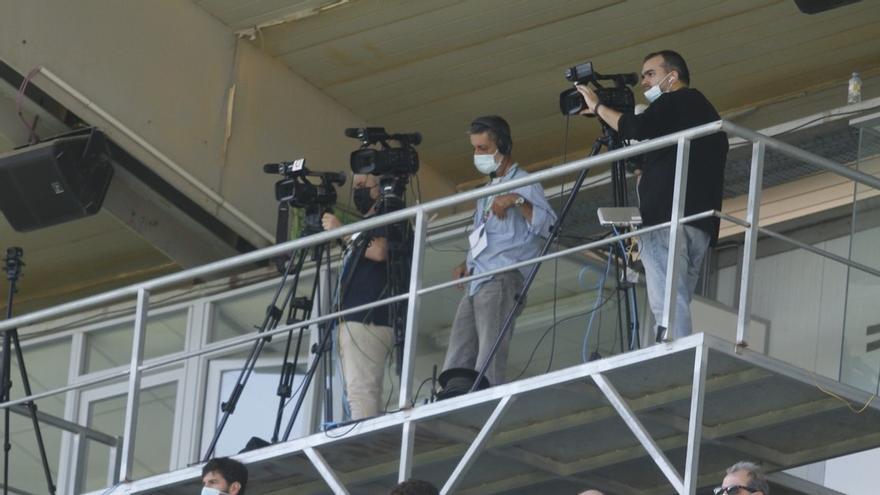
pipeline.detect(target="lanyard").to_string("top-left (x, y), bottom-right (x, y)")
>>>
top-left (480, 165), bottom-right (519, 224)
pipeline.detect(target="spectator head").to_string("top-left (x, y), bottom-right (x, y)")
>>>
top-left (716, 461), bottom-right (769, 495)
top-left (201, 457), bottom-right (248, 495)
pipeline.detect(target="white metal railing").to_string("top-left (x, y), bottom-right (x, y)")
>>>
top-left (2, 119), bottom-right (880, 491)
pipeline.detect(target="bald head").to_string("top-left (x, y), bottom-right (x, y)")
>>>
top-left (579, 491), bottom-right (605, 495)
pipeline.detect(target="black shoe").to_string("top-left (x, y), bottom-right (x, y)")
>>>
top-left (436, 368), bottom-right (491, 400)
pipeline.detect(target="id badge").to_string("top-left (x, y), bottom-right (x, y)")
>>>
top-left (468, 224), bottom-right (488, 258)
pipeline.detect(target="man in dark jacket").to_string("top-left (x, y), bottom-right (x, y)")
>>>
top-left (577, 50), bottom-right (728, 340)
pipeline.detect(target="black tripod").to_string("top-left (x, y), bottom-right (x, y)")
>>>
top-left (373, 175), bottom-right (412, 377)
top-left (202, 206), bottom-right (334, 460)
top-left (1, 248), bottom-right (56, 494)
top-left (469, 121), bottom-right (640, 393)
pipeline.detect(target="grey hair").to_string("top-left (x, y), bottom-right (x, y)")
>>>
top-left (727, 461), bottom-right (770, 494)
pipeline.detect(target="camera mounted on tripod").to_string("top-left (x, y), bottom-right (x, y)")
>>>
top-left (264, 158), bottom-right (346, 209)
top-left (346, 127), bottom-right (421, 176)
top-left (559, 61), bottom-right (638, 116)
top-left (264, 158), bottom-right (346, 242)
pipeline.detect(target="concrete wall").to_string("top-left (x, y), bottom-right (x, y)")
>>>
top-left (0, 0), bottom-right (456, 247)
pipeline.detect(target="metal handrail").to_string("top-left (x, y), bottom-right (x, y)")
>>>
top-left (2, 118), bottom-right (880, 487)
top-left (0, 211), bottom-right (714, 411)
top-left (0, 120), bottom-right (729, 333)
top-left (2, 120), bottom-right (878, 335)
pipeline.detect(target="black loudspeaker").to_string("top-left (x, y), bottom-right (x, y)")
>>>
top-left (793, 0), bottom-right (860, 14)
top-left (0, 130), bottom-right (114, 232)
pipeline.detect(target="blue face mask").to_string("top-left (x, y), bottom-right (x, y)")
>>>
top-left (473, 150), bottom-right (500, 175)
top-left (644, 72), bottom-right (674, 103)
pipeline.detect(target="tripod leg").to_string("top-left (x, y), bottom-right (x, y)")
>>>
top-left (202, 246), bottom-right (306, 461)
top-left (2, 400), bottom-right (8, 495)
top-left (282, 322), bottom-right (334, 441)
top-left (315, 243), bottom-right (335, 426)
top-left (282, 242), bottom-right (338, 440)
top-left (9, 330), bottom-right (56, 494)
top-left (271, 248), bottom-right (320, 443)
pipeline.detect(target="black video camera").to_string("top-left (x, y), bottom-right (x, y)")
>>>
top-left (346, 127), bottom-right (421, 176)
top-left (264, 158), bottom-right (346, 209)
top-left (559, 62), bottom-right (638, 116)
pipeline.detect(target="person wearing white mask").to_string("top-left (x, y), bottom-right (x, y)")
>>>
top-left (576, 50), bottom-right (728, 341)
top-left (201, 457), bottom-right (247, 495)
top-left (439, 115), bottom-right (556, 396)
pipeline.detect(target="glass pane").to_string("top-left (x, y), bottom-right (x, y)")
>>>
top-left (840, 125), bottom-right (880, 394)
top-left (206, 364), bottom-right (310, 457)
top-left (80, 381), bottom-right (177, 492)
top-left (408, 212), bottom-right (627, 408)
top-left (83, 309), bottom-right (187, 374)
top-left (209, 277), bottom-right (314, 343)
top-left (0, 338), bottom-right (71, 494)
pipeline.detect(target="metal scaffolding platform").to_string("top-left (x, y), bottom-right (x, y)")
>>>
top-left (120, 334), bottom-right (880, 495)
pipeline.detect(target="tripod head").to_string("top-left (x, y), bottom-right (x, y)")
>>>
top-left (4, 247), bottom-right (23, 284)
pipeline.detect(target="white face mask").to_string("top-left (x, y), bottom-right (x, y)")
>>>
top-left (473, 150), bottom-right (501, 175)
top-left (202, 487), bottom-right (228, 495)
top-left (644, 72), bottom-right (674, 103)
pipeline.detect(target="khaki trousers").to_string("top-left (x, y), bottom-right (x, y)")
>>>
top-left (338, 320), bottom-right (394, 419)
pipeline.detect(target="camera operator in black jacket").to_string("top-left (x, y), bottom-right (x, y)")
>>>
top-left (577, 49), bottom-right (728, 341)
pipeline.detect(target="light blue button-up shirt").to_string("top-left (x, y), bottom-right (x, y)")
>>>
top-left (466, 164), bottom-right (557, 296)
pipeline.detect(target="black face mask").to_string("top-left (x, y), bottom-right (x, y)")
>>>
top-left (353, 187), bottom-right (374, 215)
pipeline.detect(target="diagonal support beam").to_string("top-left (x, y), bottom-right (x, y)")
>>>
top-left (441, 396), bottom-right (514, 495)
top-left (295, 367), bottom-right (771, 494)
top-left (593, 373), bottom-right (684, 493)
top-left (683, 344), bottom-right (708, 495)
top-left (304, 447), bottom-right (349, 495)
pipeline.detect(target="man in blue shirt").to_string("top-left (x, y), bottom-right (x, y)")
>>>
top-left (441, 116), bottom-right (557, 392)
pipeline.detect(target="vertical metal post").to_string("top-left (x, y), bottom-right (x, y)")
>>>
top-left (661, 137), bottom-right (691, 340)
top-left (397, 210), bottom-right (427, 481)
top-left (736, 142), bottom-right (765, 348)
top-left (399, 421), bottom-right (416, 483)
top-left (683, 344), bottom-right (708, 495)
top-left (119, 288), bottom-right (149, 482)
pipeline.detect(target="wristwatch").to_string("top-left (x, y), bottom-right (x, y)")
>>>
top-left (514, 196), bottom-right (526, 207)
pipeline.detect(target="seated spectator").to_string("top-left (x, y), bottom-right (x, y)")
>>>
top-left (715, 461), bottom-right (770, 495)
top-left (201, 457), bottom-right (248, 495)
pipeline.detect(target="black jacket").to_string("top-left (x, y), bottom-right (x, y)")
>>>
top-left (618, 88), bottom-right (728, 243)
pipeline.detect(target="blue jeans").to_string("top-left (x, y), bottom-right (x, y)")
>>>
top-left (639, 225), bottom-right (710, 340)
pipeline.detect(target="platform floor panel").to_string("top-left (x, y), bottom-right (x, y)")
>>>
top-left (122, 334), bottom-right (880, 495)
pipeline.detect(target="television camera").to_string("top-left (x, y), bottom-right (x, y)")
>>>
top-left (559, 61), bottom-right (638, 116)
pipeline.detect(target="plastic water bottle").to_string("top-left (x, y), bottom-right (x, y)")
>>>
top-left (848, 72), bottom-right (862, 104)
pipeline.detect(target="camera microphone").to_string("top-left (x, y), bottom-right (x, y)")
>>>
top-left (264, 158), bottom-right (306, 175)
top-left (262, 162), bottom-right (286, 174)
